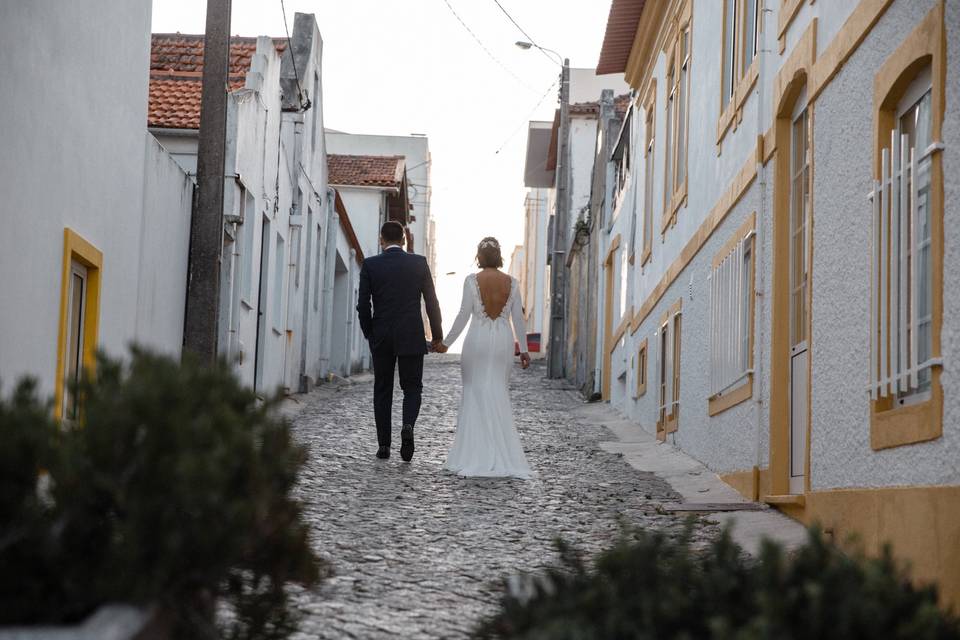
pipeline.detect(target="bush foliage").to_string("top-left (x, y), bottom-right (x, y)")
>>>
top-left (0, 348), bottom-right (326, 638)
top-left (476, 526), bottom-right (960, 640)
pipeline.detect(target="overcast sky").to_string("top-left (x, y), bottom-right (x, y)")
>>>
top-left (151, 0), bottom-right (611, 342)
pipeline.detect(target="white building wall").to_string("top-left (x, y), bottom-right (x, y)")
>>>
top-left (567, 117), bottom-right (600, 241)
top-left (136, 136), bottom-right (194, 355)
top-left (325, 132), bottom-right (434, 268)
top-left (605, 0), bottom-right (959, 489)
top-left (808, 0), bottom-right (960, 489)
top-left (336, 188), bottom-right (386, 259)
top-left (0, 0), bottom-right (193, 396)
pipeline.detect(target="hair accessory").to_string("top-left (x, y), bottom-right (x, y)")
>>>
top-left (479, 238), bottom-right (500, 249)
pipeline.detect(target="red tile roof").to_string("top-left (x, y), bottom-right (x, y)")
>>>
top-left (151, 33), bottom-right (286, 76)
top-left (568, 93), bottom-right (632, 118)
top-left (148, 34), bottom-right (286, 130)
top-left (327, 154), bottom-right (406, 189)
top-left (596, 0), bottom-right (646, 75)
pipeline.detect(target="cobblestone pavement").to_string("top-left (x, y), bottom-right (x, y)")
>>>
top-left (288, 358), bottom-right (715, 639)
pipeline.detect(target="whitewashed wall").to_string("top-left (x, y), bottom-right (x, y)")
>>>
top-left (0, 0), bottom-right (193, 396)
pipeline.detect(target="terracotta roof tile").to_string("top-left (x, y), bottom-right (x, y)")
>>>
top-left (150, 33), bottom-right (286, 75)
top-left (147, 33), bottom-right (285, 130)
top-left (327, 154), bottom-right (406, 189)
top-left (568, 93), bottom-right (632, 118)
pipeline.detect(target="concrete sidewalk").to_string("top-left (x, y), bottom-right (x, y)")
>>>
top-left (568, 398), bottom-right (809, 555)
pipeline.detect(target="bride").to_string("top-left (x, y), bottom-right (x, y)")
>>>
top-left (437, 237), bottom-right (533, 479)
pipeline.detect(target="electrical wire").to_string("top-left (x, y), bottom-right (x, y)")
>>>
top-left (440, 0), bottom-right (538, 94)
top-left (494, 78), bottom-right (558, 154)
top-left (490, 0), bottom-right (556, 65)
top-left (280, 0), bottom-right (310, 110)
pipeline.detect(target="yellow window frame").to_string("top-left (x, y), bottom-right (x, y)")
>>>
top-left (55, 228), bottom-right (102, 420)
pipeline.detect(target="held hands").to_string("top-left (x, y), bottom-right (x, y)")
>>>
top-left (429, 339), bottom-right (448, 354)
top-left (519, 352), bottom-right (530, 369)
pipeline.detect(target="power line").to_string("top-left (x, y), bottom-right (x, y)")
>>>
top-left (494, 77), bottom-right (558, 155)
top-left (490, 0), bottom-right (555, 65)
top-left (280, 0), bottom-right (310, 110)
top-left (440, 0), bottom-right (538, 94)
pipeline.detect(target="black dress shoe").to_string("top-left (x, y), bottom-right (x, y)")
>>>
top-left (376, 446), bottom-right (390, 459)
top-left (400, 425), bottom-right (414, 462)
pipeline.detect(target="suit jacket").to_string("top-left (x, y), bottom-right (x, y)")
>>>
top-left (357, 247), bottom-right (442, 355)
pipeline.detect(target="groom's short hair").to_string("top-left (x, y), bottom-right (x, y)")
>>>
top-left (380, 221), bottom-right (405, 244)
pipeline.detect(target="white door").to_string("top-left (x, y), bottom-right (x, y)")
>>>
top-left (788, 105), bottom-right (810, 495)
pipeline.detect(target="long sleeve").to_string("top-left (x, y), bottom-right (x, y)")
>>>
top-left (421, 259), bottom-right (443, 342)
top-left (356, 260), bottom-right (372, 339)
top-left (442, 277), bottom-right (473, 348)
top-left (510, 279), bottom-right (529, 353)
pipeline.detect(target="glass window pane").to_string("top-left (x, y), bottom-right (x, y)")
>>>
top-left (723, 0), bottom-right (737, 106)
top-left (677, 56), bottom-right (688, 189)
top-left (744, 0), bottom-right (757, 69)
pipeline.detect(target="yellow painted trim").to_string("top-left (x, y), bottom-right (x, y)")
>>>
top-left (610, 309), bottom-right (633, 352)
top-left (721, 467), bottom-right (769, 502)
top-left (773, 19), bottom-right (817, 119)
top-left (54, 228), bottom-right (103, 420)
top-left (723, 475), bottom-right (960, 610)
top-left (808, 0), bottom-right (897, 103)
top-left (708, 210), bottom-right (757, 418)
top-left (604, 233), bottom-right (622, 265)
top-left (768, 20), bottom-right (816, 498)
top-left (800, 484), bottom-right (960, 611)
top-left (641, 79), bottom-right (657, 267)
top-left (635, 338), bottom-right (649, 397)
top-left (717, 54), bottom-right (759, 147)
top-left (602, 247), bottom-right (616, 402)
top-left (709, 376), bottom-right (753, 416)
top-left (764, 493), bottom-right (806, 506)
top-left (869, 1), bottom-right (946, 450)
top-left (660, 0), bottom-right (692, 236)
top-left (778, 0), bottom-right (805, 41)
top-left (631, 144), bottom-right (758, 335)
top-left (712, 210), bottom-right (757, 270)
top-left (656, 297), bottom-right (683, 438)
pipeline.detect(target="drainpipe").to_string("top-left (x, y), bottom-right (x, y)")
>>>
top-left (752, 4), bottom-right (772, 503)
top-left (318, 188), bottom-right (338, 378)
top-left (346, 248), bottom-right (357, 375)
top-left (225, 222), bottom-right (240, 361)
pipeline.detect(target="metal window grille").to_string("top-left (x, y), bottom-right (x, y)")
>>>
top-left (869, 131), bottom-right (942, 399)
top-left (709, 231), bottom-right (754, 396)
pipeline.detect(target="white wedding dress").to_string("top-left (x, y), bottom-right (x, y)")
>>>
top-left (441, 273), bottom-right (533, 479)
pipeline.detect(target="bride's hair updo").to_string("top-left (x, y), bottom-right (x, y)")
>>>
top-left (476, 237), bottom-right (503, 269)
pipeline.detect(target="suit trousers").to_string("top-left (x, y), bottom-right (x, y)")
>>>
top-left (371, 348), bottom-right (424, 447)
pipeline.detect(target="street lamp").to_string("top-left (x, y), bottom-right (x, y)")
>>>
top-left (515, 39), bottom-right (569, 379)
top-left (514, 40), bottom-right (564, 67)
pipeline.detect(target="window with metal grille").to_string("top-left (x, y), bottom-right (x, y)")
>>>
top-left (709, 230), bottom-right (755, 397)
top-left (869, 71), bottom-right (940, 403)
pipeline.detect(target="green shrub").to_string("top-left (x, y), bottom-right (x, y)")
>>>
top-left (0, 348), bottom-right (327, 638)
top-left (476, 526), bottom-right (960, 640)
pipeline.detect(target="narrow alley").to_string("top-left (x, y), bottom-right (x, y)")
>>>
top-left (287, 359), bottom-right (716, 638)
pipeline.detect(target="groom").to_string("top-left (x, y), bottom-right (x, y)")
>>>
top-left (357, 221), bottom-right (443, 462)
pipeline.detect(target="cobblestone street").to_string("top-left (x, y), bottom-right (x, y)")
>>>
top-left (289, 358), bottom-right (716, 639)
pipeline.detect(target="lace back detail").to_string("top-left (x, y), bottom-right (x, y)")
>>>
top-left (472, 274), bottom-right (515, 323)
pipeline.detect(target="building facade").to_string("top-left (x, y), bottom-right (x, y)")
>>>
top-left (149, 16), bottom-right (368, 390)
top-left (568, 0), bottom-right (959, 606)
top-left (0, 0), bottom-right (194, 419)
top-left (325, 132), bottom-right (436, 276)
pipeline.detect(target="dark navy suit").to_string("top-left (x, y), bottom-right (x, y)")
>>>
top-left (357, 246), bottom-right (442, 447)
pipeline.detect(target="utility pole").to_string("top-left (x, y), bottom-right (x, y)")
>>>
top-left (547, 59), bottom-right (570, 379)
top-left (183, 0), bottom-right (232, 363)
